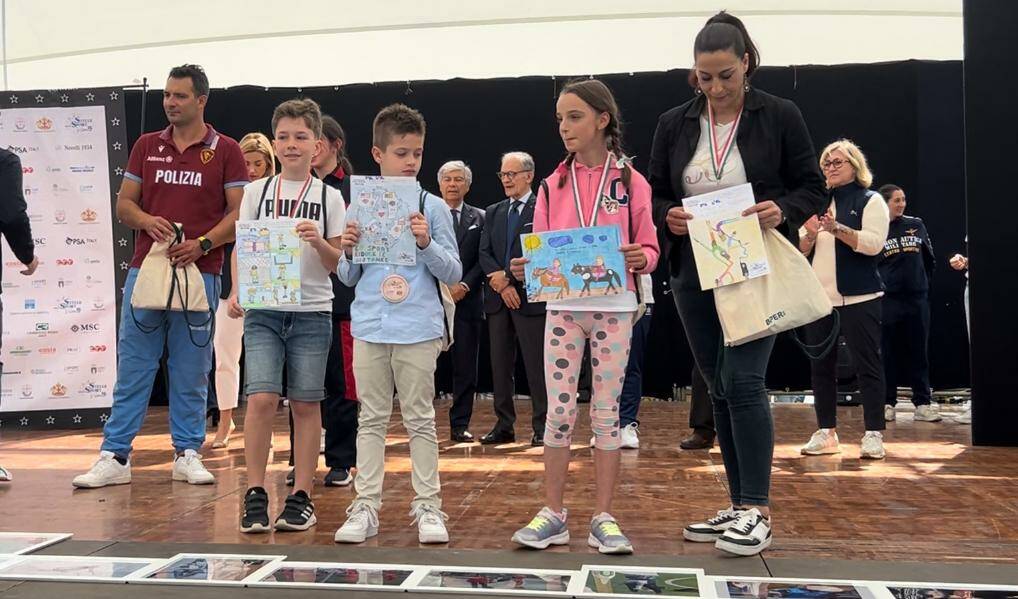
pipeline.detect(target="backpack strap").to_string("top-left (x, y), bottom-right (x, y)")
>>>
top-left (419, 189), bottom-right (452, 344)
top-left (320, 179), bottom-right (328, 238)
top-left (254, 176), bottom-right (274, 221)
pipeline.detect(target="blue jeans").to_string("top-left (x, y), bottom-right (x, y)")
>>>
top-left (243, 310), bottom-right (332, 401)
top-left (102, 268), bottom-right (219, 457)
top-left (620, 306), bottom-right (653, 427)
top-left (673, 284), bottom-right (775, 507)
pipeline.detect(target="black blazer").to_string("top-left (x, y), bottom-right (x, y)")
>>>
top-left (478, 192), bottom-right (545, 316)
top-left (453, 202), bottom-right (486, 320)
top-left (0, 149), bottom-right (35, 288)
top-left (649, 88), bottom-right (827, 290)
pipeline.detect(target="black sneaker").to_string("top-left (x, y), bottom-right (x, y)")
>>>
top-left (324, 467), bottom-right (353, 487)
top-left (274, 490), bottom-right (317, 531)
top-left (240, 487), bottom-right (270, 534)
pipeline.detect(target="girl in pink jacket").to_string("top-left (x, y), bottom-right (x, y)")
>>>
top-left (509, 79), bottom-right (659, 554)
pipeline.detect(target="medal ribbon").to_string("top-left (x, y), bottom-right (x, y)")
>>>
top-left (569, 153), bottom-right (613, 228)
top-left (707, 101), bottom-right (742, 181)
top-left (274, 174), bottom-right (313, 219)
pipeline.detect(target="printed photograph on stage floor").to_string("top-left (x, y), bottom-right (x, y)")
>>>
top-left (235, 218), bottom-right (303, 308)
top-left (132, 553), bottom-right (285, 586)
top-left (0, 555), bottom-right (157, 583)
top-left (683, 183), bottom-right (770, 290)
top-left (249, 561), bottom-right (424, 591)
top-left (348, 175), bottom-right (418, 266)
top-left (521, 225), bottom-right (626, 303)
top-left (879, 583), bottom-right (1018, 599)
top-left (409, 565), bottom-right (574, 597)
top-left (573, 566), bottom-right (709, 598)
top-left (0, 532), bottom-right (72, 555)
top-left (714, 576), bottom-right (878, 599)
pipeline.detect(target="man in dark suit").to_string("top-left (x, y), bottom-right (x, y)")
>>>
top-left (436, 161), bottom-right (486, 442)
top-left (477, 151), bottom-right (546, 446)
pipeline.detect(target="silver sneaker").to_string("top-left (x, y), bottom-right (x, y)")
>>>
top-left (512, 507), bottom-right (570, 549)
top-left (588, 513), bottom-right (633, 555)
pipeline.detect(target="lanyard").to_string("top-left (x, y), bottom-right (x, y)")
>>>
top-left (569, 153), bottom-right (612, 228)
top-left (274, 174), bottom-right (313, 219)
top-left (706, 101), bottom-right (742, 181)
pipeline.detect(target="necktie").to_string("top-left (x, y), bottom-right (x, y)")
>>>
top-left (505, 200), bottom-right (522, 264)
top-left (452, 208), bottom-right (461, 229)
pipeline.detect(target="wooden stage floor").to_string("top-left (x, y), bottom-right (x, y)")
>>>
top-left (1, 398), bottom-right (1016, 570)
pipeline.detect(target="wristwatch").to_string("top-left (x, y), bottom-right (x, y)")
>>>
top-left (197, 236), bottom-right (213, 255)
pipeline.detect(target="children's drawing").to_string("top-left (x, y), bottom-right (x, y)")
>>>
top-left (349, 175), bottom-right (418, 266)
top-left (236, 219), bottom-right (302, 309)
top-left (522, 225), bottom-right (626, 303)
top-left (683, 183), bottom-right (770, 290)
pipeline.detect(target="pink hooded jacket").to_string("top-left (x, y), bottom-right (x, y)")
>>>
top-left (533, 158), bottom-right (660, 294)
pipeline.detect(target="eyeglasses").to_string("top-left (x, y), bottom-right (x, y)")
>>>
top-left (821, 158), bottom-right (852, 171)
top-left (496, 169), bottom-right (533, 181)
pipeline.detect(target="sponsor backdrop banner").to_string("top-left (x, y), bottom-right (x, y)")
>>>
top-left (0, 88), bottom-right (131, 427)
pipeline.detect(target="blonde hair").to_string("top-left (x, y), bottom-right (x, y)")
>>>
top-left (820, 139), bottom-right (872, 188)
top-left (239, 132), bottom-right (276, 177)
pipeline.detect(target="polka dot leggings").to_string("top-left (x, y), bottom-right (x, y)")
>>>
top-left (544, 309), bottom-right (634, 450)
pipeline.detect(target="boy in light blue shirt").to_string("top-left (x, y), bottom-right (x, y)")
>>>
top-left (335, 104), bottom-right (461, 545)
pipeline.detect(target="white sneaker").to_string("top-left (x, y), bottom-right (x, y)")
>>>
top-left (860, 431), bottom-right (886, 459)
top-left (320, 430), bottom-right (326, 454)
top-left (334, 503), bottom-right (379, 543)
top-left (619, 423), bottom-right (640, 449)
top-left (72, 451), bottom-right (131, 488)
top-left (683, 506), bottom-right (744, 542)
top-left (955, 401), bottom-right (972, 424)
top-left (715, 508), bottom-right (772, 556)
top-left (914, 404), bottom-right (942, 422)
top-left (172, 449), bottom-right (214, 484)
top-left (411, 504), bottom-right (449, 544)
top-left (800, 429), bottom-right (840, 455)
top-left (0, 465), bottom-right (11, 482)
top-left (884, 405), bottom-right (897, 422)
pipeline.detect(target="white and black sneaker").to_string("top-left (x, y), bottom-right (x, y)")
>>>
top-left (275, 490), bottom-right (317, 531)
top-left (683, 506), bottom-right (744, 542)
top-left (715, 508), bottom-right (772, 556)
top-left (240, 487), bottom-right (270, 533)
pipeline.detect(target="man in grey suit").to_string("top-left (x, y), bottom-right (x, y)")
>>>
top-left (436, 161), bottom-right (486, 443)
top-left (477, 152), bottom-right (546, 447)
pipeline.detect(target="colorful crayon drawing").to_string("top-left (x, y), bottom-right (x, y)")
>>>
top-left (236, 218), bottom-right (302, 309)
top-left (521, 225), bottom-right (626, 303)
top-left (349, 175), bottom-right (418, 266)
top-left (683, 183), bottom-right (770, 290)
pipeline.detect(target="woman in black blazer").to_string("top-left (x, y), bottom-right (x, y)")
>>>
top-left (649, 11), bottom-right (826, 556)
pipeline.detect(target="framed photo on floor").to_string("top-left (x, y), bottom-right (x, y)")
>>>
top-left (129, 553), bottom-right (285, 586)
top-left (248, 561), bottom-right (427, 591)
top-left (873, 581), bottom-right (1018, 599)
top-left (0, 555), bottom-right (159, 583)
top-left (712, 576), bottom-right (879, 599)
top-left (572, 566), bottom-right (710, 599)
top-left (0, 532), bottom-right (72, 555)
top-left (408, 565), bottom-right (576, 597)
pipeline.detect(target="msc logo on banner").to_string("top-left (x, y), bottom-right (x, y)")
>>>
top-left (71, 323), bottom-right (101, 333)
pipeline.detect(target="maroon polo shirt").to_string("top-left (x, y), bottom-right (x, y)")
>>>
top-left (125, 124), bottom-right (248, 274)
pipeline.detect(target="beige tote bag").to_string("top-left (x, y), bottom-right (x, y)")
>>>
top-left (713, 228), bottom-right (832, 347)
top-left (130, 224), bottom-right (210, 313)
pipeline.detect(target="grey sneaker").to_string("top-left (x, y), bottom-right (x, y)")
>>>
top-left (588, 513), bottom-right (633, 554)
top-left (511, 507), bottom-right (570, 549)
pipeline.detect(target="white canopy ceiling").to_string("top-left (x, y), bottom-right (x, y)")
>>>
top-left (2, 0), bottom-right (962, 91)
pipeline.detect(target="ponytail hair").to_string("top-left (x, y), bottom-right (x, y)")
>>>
top-left (556, 78), bottom-right (632, 190)
top-left (688, 11), bottom-right (760, 88)
top-left (321, 114), bottom-right (355, 176)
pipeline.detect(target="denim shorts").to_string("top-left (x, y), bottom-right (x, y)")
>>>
top-left (243, 309), bottom-right (332, 401)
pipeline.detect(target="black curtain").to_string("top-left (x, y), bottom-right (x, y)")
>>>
top-left (126, 59), bottom-right (968, 399)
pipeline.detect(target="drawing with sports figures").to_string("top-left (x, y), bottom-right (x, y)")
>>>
top-left (235, 219), bottom-right (303, 308)
top-left (683, 182), bottom-right (770, 290)
top-left (348, 175), bottom-right (418, 266)
top-left (521, 225), bottom-right (627, 303)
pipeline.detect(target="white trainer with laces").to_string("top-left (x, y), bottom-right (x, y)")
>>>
top-left (715, 508), bottom-right (772, 556)
top-left (0, 465), bottom-right (11, 482)
top-left (335, 503), bottom-right (379, 543)
top-left (955, 401), bottom-right (972, 424)
top-left (800, 429), bottom-right (840, 455)
top-left (860, 431), bottom-right (886, 459)
top-left (411, 504), bottom-right (450, 544)
top-left (914, 404), bottom-right (942, 422)
top-left (884, 405), bottom-right (897, 422)
top-left (683, 506), bottom-right (744, 542)
top-left (619, 423), bottom-right (640, 449)
top-left (72, 451), bottom-right (131, 488)
top-left (172, 449), bottom-right (214, 484)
